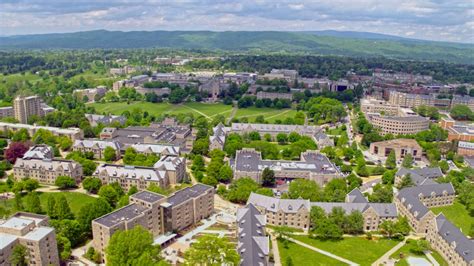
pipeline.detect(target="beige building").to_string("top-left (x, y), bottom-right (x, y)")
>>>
top-left (361, 98), bottom-right (400, 116)
top-left (0, 212), bottom-right (59, 266)
top-left (312, 189), bottom-right (398, 231)
top-left (427, 214), bottom-right (474, 266)
top-left (0, 122), bottom-right (83, 141)
top-left (367, 113), bottom-right (429, 135)
top-left (440, 118), bottom-right (474, 142)
top-left (13, 96), bottom-right (54, 123)
top-left (92, 184), bottom-right (214, 259)
top-left (256, 91), bottom-right (293, 101)
top-left (369, 139), bottom-right (422, 160)
top-left (233, 148), bottom-right (341, 186)
top-left (458, 141), bottom-right (474, 156)
top-left (247, 193), bottom-right (310, 230)
top-left (395, 183), bottom-right (455, 234)
top-left (74, 86), bottom-right (107, 102)
top-left (13, 157), bottom-right (83, 185)
top-left (73, 139), bottom-right (121, 160)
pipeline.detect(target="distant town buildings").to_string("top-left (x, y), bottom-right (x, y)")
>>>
top-left (0, 212), bottom-right (59, 266)
top-left (85, 114), bottom-right (126, 127)
top-left (256, 91), bottom-right (293, 101)
top-left (237, 203), bottom-right (270, 266)
top-left (369, 139), bottom-right (422, 161)
top-left (440, 117), bottom-right (474, 142)
top-left (261, 69), bottom-right (298, 82)
top-left (74, 86), bottom-right (107, 102)
top-left (389, 91), bottom-right (474, 111)
top-left (233, 148), bottom-right (341, 186)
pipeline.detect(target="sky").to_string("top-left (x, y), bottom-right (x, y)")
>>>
top-left (0, 0), bottom-right (473, 43)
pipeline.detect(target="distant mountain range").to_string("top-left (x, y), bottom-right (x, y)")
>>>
top-left (0, 30), bottom-right (472, 64)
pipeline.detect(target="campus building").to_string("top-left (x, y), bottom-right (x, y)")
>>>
top-left (366, 113), bottom-right (430, 135)
top-left (247, 193), bottom-right (310, 230)
top-left (85, 114), bottom-right (126, 127)
top-left (395, 183), bottom-right (455, 234)
top-left (311, 189), bottom-right (398, 231)
top-left (74, 86), bottom-right (107, 103)
top-left (457, 141), bottom-right (474, 156)
top-left (73, 139), bottom-right (122, 160)
top-left (22, 145), bottom-right (53, 160)
top-left (0, 212), bottom-right (59, 266)
top-left (361, 98), bottom-right (400, 116)
top-left (233, 148), bottom-right (341, 186)
top-left (427, 214), bottom-right (474, 266)
top-left (237, 203), bottom-right (270, 266)
top-left (369, 139), bottom-right (422, 161)
top-left (394, 167), bottom-right (443, 187)
top-left (13, 156), bottom-right (83, 185)
top-left (0, 122), bottom-right (83, 141)
top-left (92, 184), bottom-right (214, 259)
top-left (389, 91), bottom-right (474, 111)
top-left (12, 96), bottom-right (54, 123)
top-left (440, 118), bottom-right (474, 142)
top-left (256, 91), bottom-right (293, 101)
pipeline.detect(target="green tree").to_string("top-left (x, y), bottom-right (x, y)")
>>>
top-left (276, 133), bottom-right (288, 144)
top-left (402, 154), bottom-right (414, 168)
top-left (312, 219), bottom-right (343, 240)
top-left (398, 174), bottom-right (414, 189)
top-left (286, 179), bottom-right (322, 201)
top-left (286, 257), bottom-right (294, 266)
top-left (55, 176), bottom-right (76, 189)
top-left (77, 198), bottom-right (112, 234)
top-left (410, 240), bottom-right (430, 255)
top-left (310, 206), bottom-right (327, 229)
top-left (82, 177), bottom-right (102, 194)
top-left (385, 150), bottom-right (397, 169)
top-left (50, 219), bottom-right (83, 247)
top-left (47, 195), bottom-right (56, 218)
top-left (218, 165), bottom-right (233, 183)
top-left (56, 234), bottom-right (72, 261)
top-left (106, 226), bottom-right (164, 266)
top-left (255, 187), bottom-right (274, 197)
top-left (22, 178), bottom-right (39, 192)
top-left (345, 211), bottom-right (364, 234)
top-left (262, 167), bottom-right (275, 187)
top-left (184, 234), bottom-right (239, 266)
top-left (98, 185), bottom-right (119, 207)
top-left (227, 177), bottom-right (260, 203)
top-left (55, 195), bottom-right (74, 220)
top-left (24, 192), bottom-right (42, 214)
top-left (369, 184), bottom-right (393, 203)
top-left (103, 146), bottom-right (117, 162)
top-left (10, 244), bottom-right (28, 266)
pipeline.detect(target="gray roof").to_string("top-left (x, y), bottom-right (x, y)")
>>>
top-left (397, 183), bottom-right (455, 219)
top-left (101, 124), bottom-right (191, 147)
top-left (73, 139), bottom-right (121, 150)
top-left (311, 202), bottom-right (398, 218)
top-left (434, 214), bottom-right (474, 263)
top-left (94, 203), bottom-right (147, 227)
top-left (165, 184), bottom-right (213, 207)
top-left (130, 190), bottom-right (165, 203)
top-left (396, 167), bottom-right (443, 186)
top-left (85, 114), bottom-right (126, 125)
top-left (94, 164), bottom-right (167, 182)
top-left (247, 193), bottom-right (310, 213)
top-left (346, 188), bottom-right (368, 203)
top-left (23, 145), bottom-right (53, 160)
top-left (234, 149), bottom-right (339, 175)
top-left (237, 203), bottom-right (269, 266)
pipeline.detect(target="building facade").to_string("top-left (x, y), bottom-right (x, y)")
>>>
top-left (369, 139), bottom-right (422, 160)
top-left (237, 203), bottom-right (269, 266)
top-left (93, 164), bottom-right (169, 191)
top-left (13, 157), bottom-right (83, 185)
top-left (73, 139), bottom-right (121, 160)
top-left (440, 118), bottom-right (474, 142)
top-left (0, 122), bottom-right (83, 141)
top-left (0, 212), bottom-right (59, 266)
top-left (458, 141), bottom-right (474, 156)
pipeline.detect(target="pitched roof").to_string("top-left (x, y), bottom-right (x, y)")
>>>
top-left (237, 203), bottom-right (269, 266)
top-left (396, 167), bottom-right (443, 186)
top-left (345, 188), bottom-right (368, 203)
top-left (247, 193), bottom-right (310, 213)
top-left (434, 213), bottom-right (474, 263)
top-left (310, 202), bottom-right (397, 218)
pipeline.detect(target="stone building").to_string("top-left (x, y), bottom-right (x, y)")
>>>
top-left (93, 164), bottom-right (169, 191)
top-left (0, 212), bottom-right (59, 266)
top-left (13, 157), bottom-right (83, 185)
top-left (0, 122), bottom-right (83, 141)
top-left (237, 203), bottom-right (269, 266)
top-left (394, 167), bottom-right (443, 187)
top-left (233, 148), bottom-right (341, 186)
top-left (85, 114), bottom-right (126, 127)
top-left (73, 139), bottom-right (121, 160)
top-left (369, 139), bottom-right (422, 161)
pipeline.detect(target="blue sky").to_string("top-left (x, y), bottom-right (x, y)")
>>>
top-left (0, 0), bottom-right (473, 43)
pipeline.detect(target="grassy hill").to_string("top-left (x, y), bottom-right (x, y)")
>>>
top-left (0, 30), bottom-right (473, 64)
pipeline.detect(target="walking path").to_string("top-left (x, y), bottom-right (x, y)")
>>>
top-left (424, 251), bottom-right (440, 266)
top-left (226, 105), bottom-right (238, 124)
top-left (181, 104), bottom-right (211, 119)
top-left (371, 238), bottom-right (407, 266)
top-left (270, 234), bottom-right (282, 266)
top-left (287, 237), bottom-right (359, 266)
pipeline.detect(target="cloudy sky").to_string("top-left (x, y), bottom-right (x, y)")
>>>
top-left (1, 0), bottom-right (473, 43)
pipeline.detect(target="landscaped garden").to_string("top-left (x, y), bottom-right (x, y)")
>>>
top-left (291, 235), bottom-right (400, 265)
top-left (390, 239), bottom-right (448, 266)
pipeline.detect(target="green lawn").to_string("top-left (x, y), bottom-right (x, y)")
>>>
top-left (90, 101), bottom-right (233, 120)
top-left (431, 200), bottom-right (473, 237)
top-left (0, 191), bottom-right (97, 217)
top-left (390, 239), bottom-right (448, 266)
top-left (291, 235), bottom-right (400, 266)
top-left (234, 107), bottom-right (297, 123)
top-left (278, 239), bottom-right (347, 266)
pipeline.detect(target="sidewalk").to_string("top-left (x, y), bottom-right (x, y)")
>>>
top-left (371, 239), bottom-right (406, 266)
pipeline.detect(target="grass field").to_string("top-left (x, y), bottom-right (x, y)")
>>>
top-left (431, 200), bottom-right (473, 237)
top-left (0, 191), bottom-right (97, 217)
top-left (291, 235), bottom-right (400, 266)
top-left (278, 239), bottom-right (347, 266)
top-left (233, 107), bottom-right (297, 123)
top-left (390, 239), bottom-right (448, 266)
top-left (91, 101), bottom-right (233, 120)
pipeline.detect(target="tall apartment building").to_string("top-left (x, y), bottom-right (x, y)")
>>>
top-left (233, 148), bottom-right (341, 186)
top-left (13, 96), bottom-right (50, 123)
top-left (0, 212), bottom-right (59, 266)
top-left (237, 203), bottom-right (270, 266)
top-left (13, 157), bottom-right (83, 185)
top-left (361, 98), bottom-right (400, 116)
top-left (92, 184), bottom-right (214, 259)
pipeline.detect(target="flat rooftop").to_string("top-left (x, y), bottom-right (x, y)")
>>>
top-left (23, 227), bottom-right (54, 241)
top-left (0, 233), bottom-right (18, 249)
top-left (94, 203), bottom-right (147, 227)
top-left (131, 190), bottom-right (165, 203)
top-left (0, 217), bottom-right (33, 231)
top-left (166, 184), bottom-right (212, 207)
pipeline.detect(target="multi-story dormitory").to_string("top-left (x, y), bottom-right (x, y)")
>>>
top-left (247, 188), bottom-right (397, 231)
top-left (92, 184), bottom-right (214, 260)
top-left (394, 170), bottom-right (473, 265)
